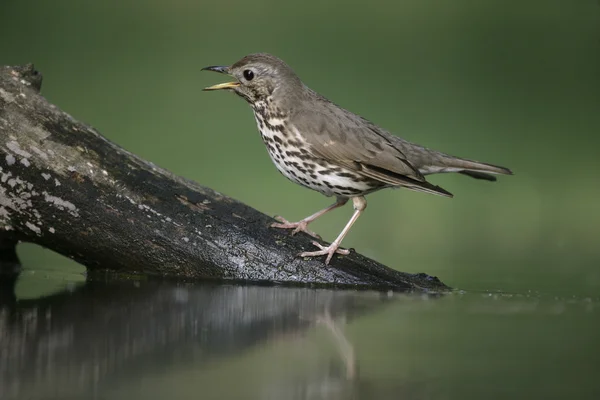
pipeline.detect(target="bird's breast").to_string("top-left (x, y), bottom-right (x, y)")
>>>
top-left (252, 110), bottom-right (385, 198)
top-left (253, 110), bottom-right (303, 182)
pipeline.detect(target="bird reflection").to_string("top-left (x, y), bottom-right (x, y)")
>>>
top-left (0, 279), bottom-right (392, 400)
top-left (263, 307), bottom-right (364, 400)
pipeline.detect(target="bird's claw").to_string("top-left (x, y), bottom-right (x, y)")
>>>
top-left (299, 241), bottom-right (350, 265)
top-left (271, 216), bottom-right (322, 239)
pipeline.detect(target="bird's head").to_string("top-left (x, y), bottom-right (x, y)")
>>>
top-left (202, 53), bottom-right (303, 105)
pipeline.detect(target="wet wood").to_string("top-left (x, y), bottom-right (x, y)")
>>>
top-left (0, 64), bottom-right (448, 290)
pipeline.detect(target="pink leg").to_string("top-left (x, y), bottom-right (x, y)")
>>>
top-left (271, 197), bottom-right (348, 239)
top-left (300, 196), bottom-right (366, 265)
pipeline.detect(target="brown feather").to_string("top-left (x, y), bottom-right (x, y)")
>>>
top-left (290, 107), bottom-right (455, 197)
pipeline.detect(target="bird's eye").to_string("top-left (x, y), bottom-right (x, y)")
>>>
top-left (243, 69), bottom-right (254, 81)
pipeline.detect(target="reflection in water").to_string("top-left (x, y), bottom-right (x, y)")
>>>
top-left (0, 279), bottom-right (404, 400)
top-left (262, 309), bottom-right (359, 400)
top-left (319, 309), bottom-right (357, 381)
top-left (2, 280), bottom-right (597, 399)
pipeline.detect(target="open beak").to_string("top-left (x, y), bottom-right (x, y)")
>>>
top-left (201, 65), bottom-right (240, 91)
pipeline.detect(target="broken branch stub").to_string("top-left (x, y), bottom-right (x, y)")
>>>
top-left (0, 64), bottom-right (448, 291)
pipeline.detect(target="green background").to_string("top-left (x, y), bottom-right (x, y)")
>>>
top-left (1, 0), bottom-right (599, 296)
top-left (2, 0), bottom-right (599, 297)
top-left (1, 1), bottom-right (600, 399)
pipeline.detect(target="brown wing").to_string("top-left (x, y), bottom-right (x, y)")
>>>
top-left (290, 106), bottom-right (453, 198)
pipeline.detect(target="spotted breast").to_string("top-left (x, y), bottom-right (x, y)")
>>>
top-left (252, 101), bottom-right (386, 198)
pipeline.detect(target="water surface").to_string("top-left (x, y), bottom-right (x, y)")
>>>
top-left (2, 276), bottom-right (598, 400)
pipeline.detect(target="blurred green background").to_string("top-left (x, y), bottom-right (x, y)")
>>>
top-left (1, 0), bottom-right (599, 297)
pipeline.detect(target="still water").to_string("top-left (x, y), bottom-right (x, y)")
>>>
top-left (1, 275), bottom-right (598, 400)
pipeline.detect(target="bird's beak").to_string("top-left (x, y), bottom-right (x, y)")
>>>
top-left (201, 65), bottom-right (240, 91)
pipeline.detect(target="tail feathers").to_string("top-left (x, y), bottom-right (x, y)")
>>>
top-left (420, 155), bottom-right (513, 180)
top-left (459, 170), bottom-right (498, 181)
top-left (450, 158), bottom-right (513, 176)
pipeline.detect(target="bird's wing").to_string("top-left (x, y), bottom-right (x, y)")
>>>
top-left (291, 106), bottom-right (453, 198)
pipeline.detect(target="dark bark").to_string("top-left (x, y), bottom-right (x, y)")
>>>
top-left (0, 64), bottom-right (448, 290)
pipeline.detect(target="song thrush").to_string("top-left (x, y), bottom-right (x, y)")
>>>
top-left (202, 53), bottom-right (512, 265)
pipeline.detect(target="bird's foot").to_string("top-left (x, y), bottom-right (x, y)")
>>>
top-left (271, 216), bottom-right (322, 239)
top-left (299, 241), bottom-right (350, 265)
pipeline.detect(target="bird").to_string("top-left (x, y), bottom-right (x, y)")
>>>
top-left (202, 53), bottom-right (512, 265)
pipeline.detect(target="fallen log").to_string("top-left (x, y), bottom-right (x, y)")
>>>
top-left (0, 64), bottom-right (447, 290)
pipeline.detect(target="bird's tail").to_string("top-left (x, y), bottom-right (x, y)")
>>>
top-left (420, 152), bottom-right (513, 182)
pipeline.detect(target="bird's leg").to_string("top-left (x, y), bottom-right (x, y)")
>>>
top-left (300, 196), bottom-right (366, 265)
top-left (271, 197), bottom-right (348, 239)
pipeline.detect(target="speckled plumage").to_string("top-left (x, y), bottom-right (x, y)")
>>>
top-left (252, 99), bottom-right (385, 198)
top-left (202, 53), bottom-right (512, 264)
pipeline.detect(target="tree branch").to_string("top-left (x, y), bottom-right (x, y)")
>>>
top-left (0, 65), bottom-right (447, 290)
